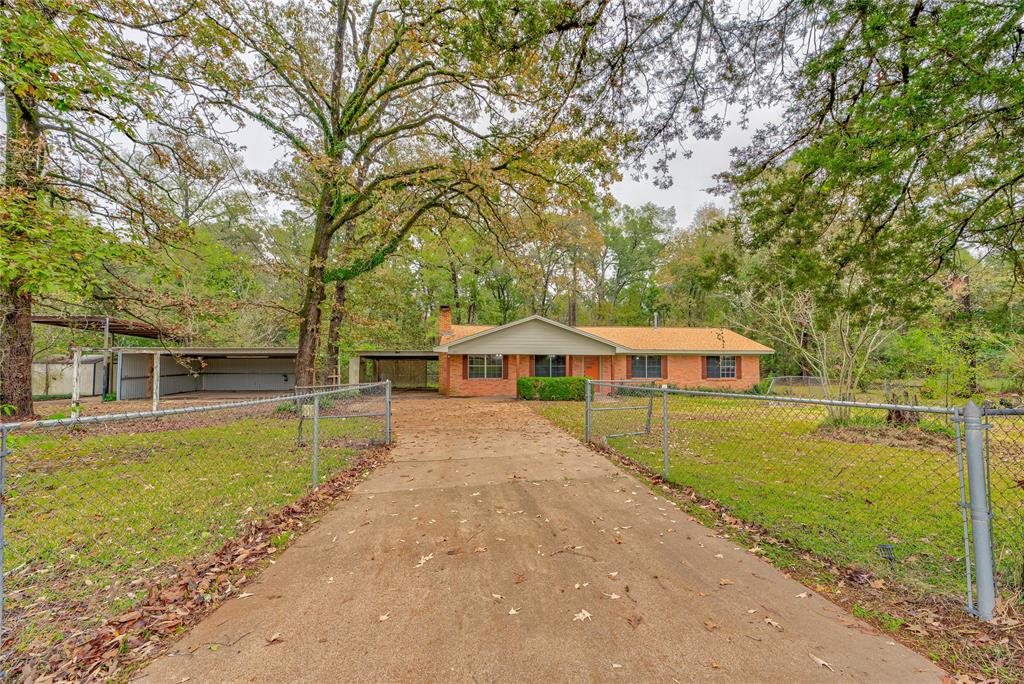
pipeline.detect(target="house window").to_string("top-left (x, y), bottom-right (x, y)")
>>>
top-left (630, 355), bottom-right (663, 379)
top-left (467, 354), bottom-right (503, 379)
top-left (706, 355), bottom-right (736, 379)
top-left (533, 355), bottom-right (566, 377)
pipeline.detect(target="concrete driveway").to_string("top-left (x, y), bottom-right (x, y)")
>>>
top-left (139, 398), bottom-right (944, 683)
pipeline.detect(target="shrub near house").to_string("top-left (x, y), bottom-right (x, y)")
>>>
top-left (517, 376), bottom-right (586, 400)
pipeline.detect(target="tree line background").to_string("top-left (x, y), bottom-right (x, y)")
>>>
top-left (4, 0), bottom-right (1023, 415)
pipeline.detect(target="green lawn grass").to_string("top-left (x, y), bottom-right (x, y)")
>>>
top-left (4, 414), bottom-right (382, 655)
top-left (533, 397), bottom-right (1024, 598)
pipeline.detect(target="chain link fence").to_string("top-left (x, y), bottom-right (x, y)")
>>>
top-left (0, 381), bottom-right (390, 669)
top-left (584, 381), bottom-right (1013, 620)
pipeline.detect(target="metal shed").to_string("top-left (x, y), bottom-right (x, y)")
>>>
top-left (113, 347), bottom-right (298, 403)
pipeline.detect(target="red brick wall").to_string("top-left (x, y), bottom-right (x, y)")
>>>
top-left (439, 353), bottom-right (762, 397)
top-left (442, 354), bottom-right (529, 397)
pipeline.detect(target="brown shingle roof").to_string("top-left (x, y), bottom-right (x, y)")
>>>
top-left (442, 321), bottom-right (772, 353)
top-left (578, 326), bottom-right (773, 353)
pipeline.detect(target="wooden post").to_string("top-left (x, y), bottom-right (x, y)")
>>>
top-left (71, 349), bottom-right (82, 416)
top-left (151, 352), bottom-right (161, 412)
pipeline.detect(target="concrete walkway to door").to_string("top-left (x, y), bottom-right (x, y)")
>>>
top-left (140, 398), bottom-right (944, 683)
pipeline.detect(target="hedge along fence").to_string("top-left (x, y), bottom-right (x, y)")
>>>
top-left (517, 376), bottom-right (586, 401)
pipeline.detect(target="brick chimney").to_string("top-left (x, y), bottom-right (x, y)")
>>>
top-left (439, 305), bottom-right (453, 337)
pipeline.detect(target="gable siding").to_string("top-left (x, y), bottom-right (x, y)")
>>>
top-left (449, 318), bottom-right (616, 355)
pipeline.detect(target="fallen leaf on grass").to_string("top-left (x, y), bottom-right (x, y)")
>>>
top-left (870, 579), bottom-right (886, 590)
top-left (574, 609), bottom-right (593, 622)
top-left (810, 654), bottom-right (834, 671)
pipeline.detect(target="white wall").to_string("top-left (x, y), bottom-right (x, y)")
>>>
top-left (31, 359), bottom-right (103, 397)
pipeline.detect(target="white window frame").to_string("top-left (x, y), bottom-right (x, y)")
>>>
top-left (467, 354), bottom-right (503, 380)
top-left (706, 355), bottom-right (736, 379)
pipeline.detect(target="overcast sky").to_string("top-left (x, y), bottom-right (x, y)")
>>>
top-left (611, 106), bottom-right (779, 230)
top-left (235, 106), bottom-right (780, 232)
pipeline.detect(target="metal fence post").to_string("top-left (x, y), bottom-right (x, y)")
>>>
top-left (385, 380), bottom-right (393, 444)
top-left (584, 380), bottom-right (592, 443)
top-left (964, 400), bottom-right (996, 621)
top-left (662, 388), bottom-right (669, 479)
top-left (312, 393), bottom-right (320, 487)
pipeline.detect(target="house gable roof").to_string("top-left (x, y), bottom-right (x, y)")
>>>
top-left (434, 315), bottom-right (773, 354)
top-left (435, 315), bottom-right (619, 354)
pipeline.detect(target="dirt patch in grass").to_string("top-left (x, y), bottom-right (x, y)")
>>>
top-left (7, 447), bottom-right (390, 683)
top-left (815, 424), bottom-right (957, 453)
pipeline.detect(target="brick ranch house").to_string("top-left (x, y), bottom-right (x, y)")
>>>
top-left (433, 306), bottom-right (774, 397)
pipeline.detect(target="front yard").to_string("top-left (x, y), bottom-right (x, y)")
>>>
top-left (3, 411), bottom-right (381, 667)
top-left (533, 395), bottom-right (1024, 598)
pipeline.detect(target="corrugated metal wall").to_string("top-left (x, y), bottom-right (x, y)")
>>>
top-left (161, 357), bottom-right (202, 395)
top-left (118, 354), bottom-right (296, 400)
top-left (119, 353), bottom-right (151, 400)
top-left (200, 358), bottom-right (295, 391)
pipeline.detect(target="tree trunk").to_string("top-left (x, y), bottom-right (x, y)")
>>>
top-left (0, 283), bottom-right (34, 416)
top-left (3, 80), bottom-right (47, 417)
top-left (294, 224), bottom-right (332, 388)
top-left (324, 280), bottom-right (347, 384)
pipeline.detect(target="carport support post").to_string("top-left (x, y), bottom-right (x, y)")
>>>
top-left (312, 393), bottom-right (320, 487)
top-left (151, 352), bottom-right (161, 412)
top-left (71, 348), bottom-right (82, 416)
top-left (964, 400), bottom-right (996, 621)
top-left (584, 380), bottom-right (592, 443)
top-left (385, 380), bottom-right (392, 444)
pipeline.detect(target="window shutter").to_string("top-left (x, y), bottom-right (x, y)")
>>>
top-left (462, 355), bottom-right (468, 380)
top-left (701, 356), bottom-right (708, 379)
top-left (502, 356), bottom-right (509, 379)
top-left (626, 357), bottom-right (633, 379)
top-left (661, 356), bottom-right (667, 379)
top-left (529, 356), bottom-right (535, 376)
top-left (735, 356), bottom-right (742, 379)
top-left (566, 355), bottom-right (572, 377)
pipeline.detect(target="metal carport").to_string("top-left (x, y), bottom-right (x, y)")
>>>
top-left (348, 350), bottom-right (439, 389)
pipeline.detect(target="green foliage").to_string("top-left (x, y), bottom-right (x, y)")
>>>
top-left (723, 2), bottom-right (1024, 310)
top-left (0, 194), bottom-right (130, 299)
top-left (31, 393), bottom-right (71, 402)
top-left (517, 376), bottom-right (586, 401)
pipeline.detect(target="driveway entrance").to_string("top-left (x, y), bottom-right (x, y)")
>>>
top-left (140, 398), bottom-right (943, 682)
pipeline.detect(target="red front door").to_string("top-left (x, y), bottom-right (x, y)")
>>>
top-left (583, 356), bottom-right (600, 379)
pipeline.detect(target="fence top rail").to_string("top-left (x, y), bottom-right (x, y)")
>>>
top-left (588, 380), bottom-right (956, 415)
top-left (0, 382), bottom-right (389, 432)
top-left (978, 407), bottom-right (1024, 416)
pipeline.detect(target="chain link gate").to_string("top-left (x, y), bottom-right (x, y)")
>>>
top-left (585, 380), bottom-right (1001, 621)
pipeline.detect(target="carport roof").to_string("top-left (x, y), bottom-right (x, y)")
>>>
top-left (108, 347), bottom-right (298, 357)
top-left (353, 350), bottom-right (438, 359)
